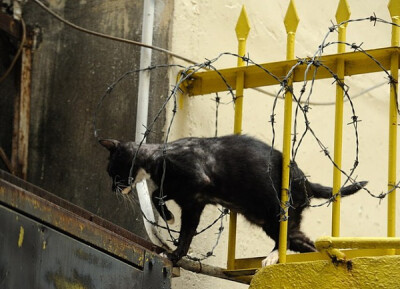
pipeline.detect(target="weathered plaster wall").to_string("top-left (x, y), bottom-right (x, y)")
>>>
top-left (168, 1), bottom-right (399, 288)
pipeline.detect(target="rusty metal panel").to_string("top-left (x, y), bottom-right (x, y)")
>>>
top-left (0, 170), bottom-right (172, 289)
top-left (0, 170), bottom-right (162, 253)
top-left (142, 251), bottom-right (173, 289)
top-left (0, 173), bottom-right (144, 267)
top-left (0, 205), bottom-right (144, 288)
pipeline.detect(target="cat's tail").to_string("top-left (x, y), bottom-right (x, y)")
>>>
top-left (310, 181), bottom-right (368, 199)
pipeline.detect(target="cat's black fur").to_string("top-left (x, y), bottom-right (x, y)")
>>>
top-left (100, 134), bottom-right (367, 264)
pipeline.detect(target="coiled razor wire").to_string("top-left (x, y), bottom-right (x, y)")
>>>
top-left (94, 14), bottom-right (400, 261)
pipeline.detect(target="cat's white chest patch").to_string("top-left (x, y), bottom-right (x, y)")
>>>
top-left (121, 168), bottom-right (151, 195)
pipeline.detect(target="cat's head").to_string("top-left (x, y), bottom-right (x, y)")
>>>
top-left (99, 139), bottom-right (137, 193)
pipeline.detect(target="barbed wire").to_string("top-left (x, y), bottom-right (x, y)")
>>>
top-left (94, 14), bottom-right (400, 262)
top-left (288, 14), bottom-right (400, 203)
top-left (93, 64), bottom-right (187, 140)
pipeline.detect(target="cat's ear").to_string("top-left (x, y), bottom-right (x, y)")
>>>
top-left (99, 139), bottom-right (120, 152)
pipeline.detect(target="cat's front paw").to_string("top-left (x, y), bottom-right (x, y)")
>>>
top-left (165, 251), bottom-right (182, 265)
top-left (261, 249), bottom-right (279, 267)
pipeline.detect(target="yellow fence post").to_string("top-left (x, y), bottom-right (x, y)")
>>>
top-left (332, 0), bottom-right (350, 238)
top-left (387, 0), bottom-right (399, 242)
top-left (279, 0), bottom-right (299, 264)
top-left (227, 5), bottom-right (250, 270)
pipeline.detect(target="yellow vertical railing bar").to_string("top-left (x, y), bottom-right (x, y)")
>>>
top-left (387, 0), bottom-right (399, 242)
top-left (279, 0), bottom-right (299, 264)
top-left (332, 0), bottom-right (350, 237)
top-left (227, 5), bottom-right (250, 270)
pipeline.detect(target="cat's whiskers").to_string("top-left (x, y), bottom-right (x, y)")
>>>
top-left (115, 190), bottom-right (123, 202)
top-left (115, 179), bottom-right (128, 191)
top-left (115, 185), bottom-right (124, 195)
top-left (121, 189), bottom-right (138, 211)
top-left (113, 182), bottom-right (138, 211)
top-left (114, 178), bottom-right (133, 195)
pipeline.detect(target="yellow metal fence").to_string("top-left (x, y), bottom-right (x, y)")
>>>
top-left (181, 0), bottom-right (400, 274)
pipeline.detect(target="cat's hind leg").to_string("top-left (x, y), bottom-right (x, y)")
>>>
top-left (288, 229), bottom-right (316, 253)
top-left (261, 221), bottom-right (281, 266)
top-left (262, 249), bottom-right (279, 266)
top-left (261, 230), bottom-right (316, 266)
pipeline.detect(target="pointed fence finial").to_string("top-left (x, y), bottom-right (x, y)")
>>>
top-left (336, 0), bottom-right (351, 26)
top-left (235, 5), bottom-right (250, 41)
top-left (284, 0), bottom-right (299, 34)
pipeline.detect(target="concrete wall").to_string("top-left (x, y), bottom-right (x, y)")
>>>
top-left (1, 0), bottom-right (173, 237)
top-left (168, 1), bottom-right (399, 288)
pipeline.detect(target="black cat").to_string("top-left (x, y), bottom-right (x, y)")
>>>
top-left (99, 134), bottom-right (366, 265)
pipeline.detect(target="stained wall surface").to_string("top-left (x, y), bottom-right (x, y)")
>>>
top-left (0, 0), bottom-right (173, 237)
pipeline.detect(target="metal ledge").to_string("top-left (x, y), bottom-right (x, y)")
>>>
top-left (0, 169), bottom-right (168, 269)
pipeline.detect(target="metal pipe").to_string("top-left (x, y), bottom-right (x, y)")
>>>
top-left (316, 236), bottom-right (400, 250)
top-left (11, 18), bottom-right (31, 180)
top-left (135, 0), bottom-right (155, 143)
top-left (135, 0), bottom-right (163, 247)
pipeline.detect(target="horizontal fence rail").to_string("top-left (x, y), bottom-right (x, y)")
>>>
top-left (182, 47), bottom-right (400, 96)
